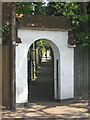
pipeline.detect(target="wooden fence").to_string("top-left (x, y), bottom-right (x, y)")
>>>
top-left (88, 47), bottom-right (90, 96)
top-left (0, 46), bottom-right (2, 105)
top-left (2, 45), bottom-right (10, 107)
top-left (74, 46), bottom-right (89, 97)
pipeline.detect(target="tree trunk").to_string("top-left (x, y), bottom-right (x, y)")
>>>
top-left (80, 2), bottom-right (88, 33)
top-left (80, 2), bottom-right (87, 14)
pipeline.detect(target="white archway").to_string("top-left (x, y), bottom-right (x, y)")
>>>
top-left (28, 38), bottom-right (60, 101)
top-left (16, 29), bottom-right (74, 103)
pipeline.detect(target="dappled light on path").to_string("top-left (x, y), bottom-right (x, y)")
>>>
top-left (2, 61), bottom-right (89, 119)
top-left (2, 98), bottom-right (89, 119)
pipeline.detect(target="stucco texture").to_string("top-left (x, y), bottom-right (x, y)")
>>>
top-left (16, 29), bottom-right (74, 103)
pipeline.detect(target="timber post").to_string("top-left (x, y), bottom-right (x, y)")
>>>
top-left (9, 3), bottom-right (16, 110)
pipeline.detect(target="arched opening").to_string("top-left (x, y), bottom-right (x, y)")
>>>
top-left (16, 29), bottom-right (74, 103)
top-left (16, 35), bottom-right (60, 103)
top-left (27, 39), bottom-right (54, 102)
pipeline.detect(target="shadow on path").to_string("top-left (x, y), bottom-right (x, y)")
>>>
top-left (2, 60), bottom-right (89, 119)
top-left (28, 60), bottom-right (54, 103)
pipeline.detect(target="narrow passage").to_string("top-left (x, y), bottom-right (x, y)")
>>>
top-left (28, 60), bottom-right (54, 102)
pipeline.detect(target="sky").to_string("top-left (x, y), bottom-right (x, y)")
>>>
top-left (44, 0), bottom-right (49, 6)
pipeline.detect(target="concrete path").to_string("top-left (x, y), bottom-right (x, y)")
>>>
top-left (28, 60), bottom-right (54, 102)
top-left (2, 60), bottom-right (89, 119)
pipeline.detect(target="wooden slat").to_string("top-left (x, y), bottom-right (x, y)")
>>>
top-left (2, 45), bottom-right (10, 107)
top-left (88, 47), bottom-right (90, 96)
top-left (74, 46), bottom-right (88, 97)
top-left (0, 46), bottom-right (2, 105)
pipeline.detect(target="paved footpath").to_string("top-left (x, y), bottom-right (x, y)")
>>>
top-left (28, 60), bottom-right (54, 103)
top-left (2, 60), bottom-right (90, 120)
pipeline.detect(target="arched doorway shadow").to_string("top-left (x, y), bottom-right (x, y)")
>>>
top-left (27, 39), bottom-right (60, 103)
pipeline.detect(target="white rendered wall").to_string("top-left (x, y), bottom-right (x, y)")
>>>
top-left (16, 29), bottom-right (74, 103)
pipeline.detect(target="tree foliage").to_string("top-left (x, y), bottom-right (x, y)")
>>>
top-left (46, 2), bottom-right (89, 46)
top-left (28, 40), bottom-right (51, 61)
top-left (16, 2), bottom-right (33, 15)
top-left (16, 2), bottom-right (90, 46)
top-left (2, 24), bottom-right (10, 45)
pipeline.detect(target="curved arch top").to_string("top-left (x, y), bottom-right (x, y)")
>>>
top-left (18, 29), bottom-right (68, 53)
